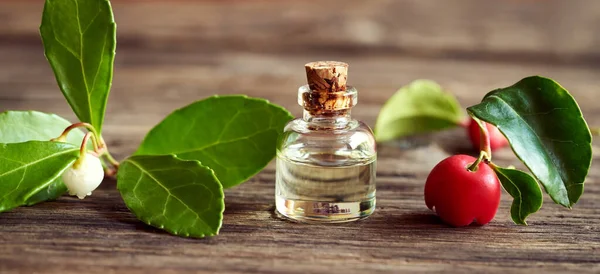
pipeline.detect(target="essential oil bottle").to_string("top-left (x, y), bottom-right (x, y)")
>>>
top-left (275, 61), bottom-right (377, 223)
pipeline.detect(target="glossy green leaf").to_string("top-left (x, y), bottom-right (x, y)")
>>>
top-left (0, 111), bottom-right (87, 205)
top-left (136, 95), bottom-right (293, 188)
top-left (0, 141), bottom-right (80, 212)
top-left (491, 165), bottom-right (543, 225)
top-left (117, 155), bottom-right (224, 238)
top-left (468, 76), bottom-right (592, 208)
top-left (40, 0), bottom-right (116, 134)
top-left (0, 110), bottom-right (85, 145)
top-left (374, 80), bottom-right (464, 142)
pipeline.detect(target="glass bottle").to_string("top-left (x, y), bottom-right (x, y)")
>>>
top-left (275, 61), bottom-right (377, 223)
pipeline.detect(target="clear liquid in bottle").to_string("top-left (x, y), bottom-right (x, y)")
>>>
top-left (276, 154), bottom-right (376, 223)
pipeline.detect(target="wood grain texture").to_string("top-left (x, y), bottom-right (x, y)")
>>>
top-left (1, 1), bottom-right (600, 273)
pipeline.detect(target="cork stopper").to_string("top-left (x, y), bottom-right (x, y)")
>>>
top-left (301, 61), bottom-right (356, 114)
top-left (305, 61), bottom-right (348, 92)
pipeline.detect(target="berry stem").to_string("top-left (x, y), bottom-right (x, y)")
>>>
top-left (467, 150), bottom-right (488, 172)
top-left (471, 116), bottom-right (492, 160)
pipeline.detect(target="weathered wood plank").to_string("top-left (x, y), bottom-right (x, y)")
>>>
top-left (1, 42), bottom-right (599, 272)
top-left (1, 0), bottom-right (600, 67)
top-left (2, 43), bottom-right (599, 158)
top-left (0, 1), bottom-right (600, 273)
top-left (0, 145), bottom-right (599, 273)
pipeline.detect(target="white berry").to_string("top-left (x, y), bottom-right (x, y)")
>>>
top-left (62, 153), bottom-right (104, 199)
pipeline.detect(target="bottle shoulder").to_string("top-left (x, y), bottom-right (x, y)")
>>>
top-left (278, 118), bottom-right (376, 166)
top-left (283, 118), bottom-right (374, 136)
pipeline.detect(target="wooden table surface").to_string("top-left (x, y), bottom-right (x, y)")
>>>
top-left (1, 0), bottom-right (599, 273)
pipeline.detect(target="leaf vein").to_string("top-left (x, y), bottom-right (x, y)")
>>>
top-left (0, 166), bottom-right (27, 203)
top-left (0, 149), bottom-right (78, 178)
top-left (131, 170), bottom-right (145, 207)
top-left (82, 8), bottom-right (101, 34)
top-left (487, 94), bottom-right (571, 203)
top-left (175, 127), bottom-right (275, 157)
top-left (215, 109), bottom-right (242, 141)
top-left (73, 0), bottom-right (94, 128)
top-left (125, 160), bottom-right (213, 232)
top-left (52, 37), bottom-right (80, 60)
top-left (89, 27), bottom-right (108, 109)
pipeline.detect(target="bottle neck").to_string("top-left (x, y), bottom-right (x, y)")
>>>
top-left (302, 110), bottom-right (352, 128)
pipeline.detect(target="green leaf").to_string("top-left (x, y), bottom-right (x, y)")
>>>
top-left (467, 76), bottom-right (592, 208)
top-left (0, 141), bottom-right (80, 212)
top-left (491, 165), bottom-right (543, 225)
top-left (374, 80), bottom-right (464, 142)
top-left (0, 111), bottom-right (88, 205)
top-left (40, 0), bottom-right (116, 134)
top-left (117, 155), bottom-right (224, 238)
top-left (0, 110), bottom-right (85, 145)
top-left (23, 177), bottom-right (70, 207)
top-left (136, 95), bottom-right (293, 188)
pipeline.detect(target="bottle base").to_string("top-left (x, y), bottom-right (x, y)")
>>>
top-left (275, 196), bottom-right (375, 223)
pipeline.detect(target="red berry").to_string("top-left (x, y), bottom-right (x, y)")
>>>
top-left (467, 118), bottom-right (508, 151)
top-left (424, 155), bottom-right (501, 227)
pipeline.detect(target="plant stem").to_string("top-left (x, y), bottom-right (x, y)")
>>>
top-left (473, 116), bottom-right (492, 160)
top-left (80, 132), bottom-right (104, 155)
top-left (467, 150), bottom-right (488, 172)
top-left (52, 122), bottom-right (100, 143)
top-left (98, 136), bottom-right (119, 168)
top-left (80, 132), bottom-right (92, 156)
top-left (466, 116), bottom-right (492, 172)
top-left (103, 150), bottom-right (120, 168)
top-left (74, 132), bottom-right (94, 169)
top-left (90, 135), bottom-right (101, 153)
top-left (56, 123), bottom-right (121, 173)
top-left (591, 128), bottom-right (600, 136)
